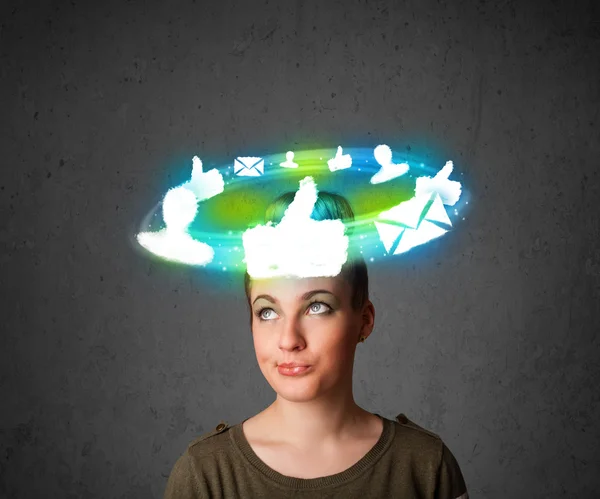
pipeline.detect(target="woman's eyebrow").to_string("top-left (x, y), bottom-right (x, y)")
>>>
top-left (252, 289), bottom-right (335, 305)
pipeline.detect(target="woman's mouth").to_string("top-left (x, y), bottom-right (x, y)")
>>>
top-left (277, 365), bottom-right (312, 376)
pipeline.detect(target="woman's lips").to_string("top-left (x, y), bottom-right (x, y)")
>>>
top-left (277, 365), bottom-right (311, 376)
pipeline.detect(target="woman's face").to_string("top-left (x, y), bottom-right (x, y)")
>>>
top-left (249, 275), bottom-right (373, 403)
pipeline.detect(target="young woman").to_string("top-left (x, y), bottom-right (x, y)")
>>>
top-left (164, 191), bottom-right (469, 498)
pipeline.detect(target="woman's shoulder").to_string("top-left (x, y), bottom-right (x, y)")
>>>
top-left (393, 413), bottom-right (444, 443)
top-left (164, 421), bottom-right (235, 499)
top-left (391, 413), bottom-right (468, 497)
top-left (390, 413), bottom-right (457, 465)
top-left (184, 420), bottom-right (233, 457)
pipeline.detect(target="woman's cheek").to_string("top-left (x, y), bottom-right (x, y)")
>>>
top-left (254, 339), bottom-right (272, 364)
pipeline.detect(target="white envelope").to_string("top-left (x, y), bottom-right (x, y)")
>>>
top-left (374, 192), bottom-right (452, 255)
top-left (235, 157), bottom-right (264, 176)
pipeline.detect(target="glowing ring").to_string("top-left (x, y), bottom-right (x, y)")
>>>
top-left (133, 146), bottom-right (471, 275)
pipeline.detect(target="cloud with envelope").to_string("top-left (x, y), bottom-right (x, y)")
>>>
top-left (242, 176), bottom-right (349, 279)
top-left (374, 193), bottom-right (453, 255)
top-left (374, 162), bottom-right (462, 255)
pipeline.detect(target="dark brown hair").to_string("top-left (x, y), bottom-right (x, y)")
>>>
top-left (244, 190), bottom-right (369, 312)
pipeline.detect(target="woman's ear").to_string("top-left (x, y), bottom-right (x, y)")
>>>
top-left (361, 300), bottom-right (375, 336)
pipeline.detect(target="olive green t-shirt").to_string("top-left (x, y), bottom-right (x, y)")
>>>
top-left (164, 413), bottom-right (469, 499)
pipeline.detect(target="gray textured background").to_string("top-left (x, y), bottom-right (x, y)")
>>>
top-left (2, 0), bottom-right (599, 498)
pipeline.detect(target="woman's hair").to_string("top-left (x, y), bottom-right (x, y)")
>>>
top-left (244, 190), bottom-right (369, 312)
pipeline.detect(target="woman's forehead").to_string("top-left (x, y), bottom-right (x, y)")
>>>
top-left (250, 275), bottom-right (348, 299)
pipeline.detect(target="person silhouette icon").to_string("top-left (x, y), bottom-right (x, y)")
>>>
top-left (369, 144), bottom-right (409, 184)
top-left (162, 186), bottom-right (198, 233)
top-left (280, 151), bottom-right (299, 168)
top-left (136, 186), bottom-right (215, 266)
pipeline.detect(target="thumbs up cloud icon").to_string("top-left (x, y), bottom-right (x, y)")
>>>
top-left (183, 156), bottom-right (225, 202)
top-left (327, 146), bottom-right (353, 172)
top-left (414, 161), bottom-right (462, 206)
top-left (242, 176), bottom-right (349, 279)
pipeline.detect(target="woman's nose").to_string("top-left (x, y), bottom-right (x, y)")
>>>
top-left (278, 317), bottom-right (305, 349)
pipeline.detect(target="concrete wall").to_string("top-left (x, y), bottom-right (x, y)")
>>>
top-left (2, 0), bottom-right (599, 497)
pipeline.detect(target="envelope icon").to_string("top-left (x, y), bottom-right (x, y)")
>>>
top-left (374, 192), bottom-right (452, 255)
top-left (235, 157), bottom-right (264, 176)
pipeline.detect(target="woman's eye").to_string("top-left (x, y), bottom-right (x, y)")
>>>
top-left (308, 302), bottom-right (330, 314)
top-left (259, 308), bottom-right (277, 320)
top-left (256, 302), bottom-right (331, 321)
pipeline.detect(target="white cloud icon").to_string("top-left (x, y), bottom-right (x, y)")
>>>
top-left (136, 186), bottom-right (215, 266)
top-left (414, 160), bottom-right (462, 206)
top-left (242, 176), bottom-right (349, 279)
top-left (183, 156), bottom-right (224, 202)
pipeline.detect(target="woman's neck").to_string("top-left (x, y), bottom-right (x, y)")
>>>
top-left (257, 400), bottom-right (377, 453)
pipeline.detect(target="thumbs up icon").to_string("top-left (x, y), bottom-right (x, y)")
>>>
top-left (279, 176), bottom-right (320, 224)
top-left (184, 156), bottom-right (225, 202)
top-left (242, 176), bottom-right (349, 279)
top-left (414, 161), bottom-right (462, 206)
top-left (327, 146), bottom-right (353, 172)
